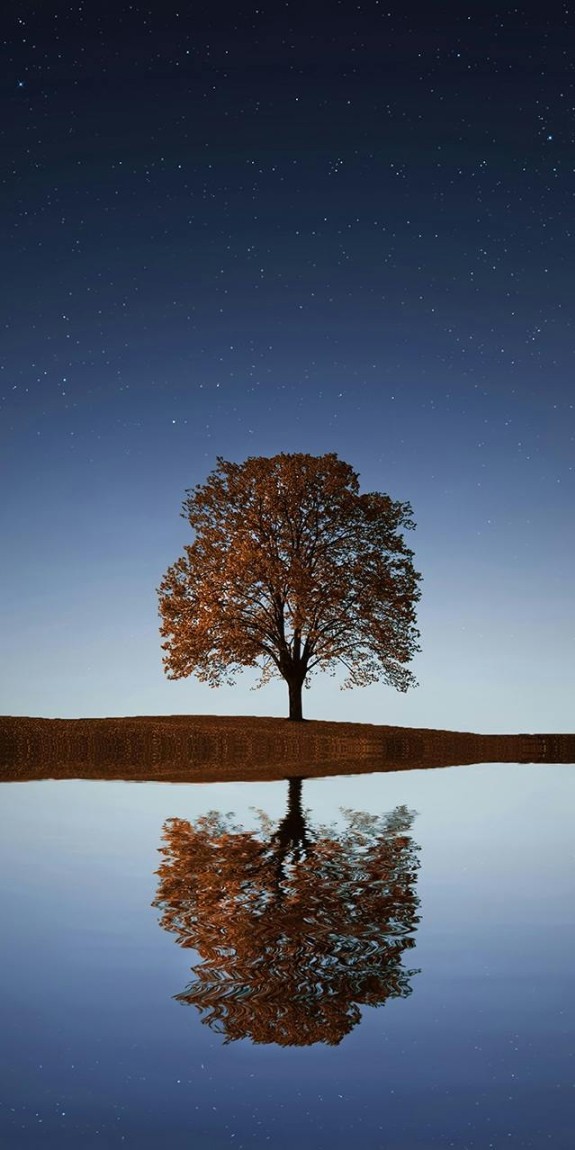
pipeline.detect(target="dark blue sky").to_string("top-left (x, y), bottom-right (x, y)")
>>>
top-left (2, 1), bottom-right (573, 729)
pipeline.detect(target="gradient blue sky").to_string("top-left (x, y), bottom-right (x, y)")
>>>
top-left (1, 2), bottom-right (573, 731)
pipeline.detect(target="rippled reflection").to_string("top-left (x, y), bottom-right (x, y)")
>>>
top-left (153, 778), bottom-right (420, 1046)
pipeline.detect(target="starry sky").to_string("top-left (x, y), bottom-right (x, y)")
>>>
top-left (1, 1), bottom-right (573, 731)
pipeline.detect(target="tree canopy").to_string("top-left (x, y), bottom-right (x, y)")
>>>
top-left (154, 782), bottom-right (420, 1046)
top-left (158, 452), bottom-right (421, 718)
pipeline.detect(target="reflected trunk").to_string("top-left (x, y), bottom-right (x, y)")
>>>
top-left (269, 777), bottom-right (313, 878)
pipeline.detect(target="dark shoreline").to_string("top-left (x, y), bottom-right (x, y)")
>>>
top-left (1, 714), bottom-right (573, 784)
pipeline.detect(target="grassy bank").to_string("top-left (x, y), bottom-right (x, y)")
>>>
top-left (1, 714), bottom-right (573, 784)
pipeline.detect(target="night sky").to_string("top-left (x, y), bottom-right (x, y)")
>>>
top-left (2, 2), bottom-right (573, 731)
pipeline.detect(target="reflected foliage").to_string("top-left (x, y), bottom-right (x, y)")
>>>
top-left (154, 779), bottom-right (420, 1046)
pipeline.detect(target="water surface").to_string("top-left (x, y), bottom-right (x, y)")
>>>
top-left (1, 762), bottom-right (573, 1148)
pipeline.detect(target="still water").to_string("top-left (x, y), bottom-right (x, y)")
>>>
top-left (1, 762), bottom-right (573, 1149)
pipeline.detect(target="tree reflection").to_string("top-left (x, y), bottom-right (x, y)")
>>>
top-left (153, 778), bottom-right (420, 1046)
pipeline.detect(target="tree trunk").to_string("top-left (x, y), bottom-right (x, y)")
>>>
top-left (287, 676), bottom-right (304, 721)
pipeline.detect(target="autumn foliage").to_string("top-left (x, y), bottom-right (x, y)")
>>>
top-left (154, 782), bottom-right (420, 1046)
top-left (158, 452), bottom-right (421, 718)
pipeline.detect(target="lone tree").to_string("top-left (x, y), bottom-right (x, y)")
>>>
top-left (158, 452), bottom-right (421, 720)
